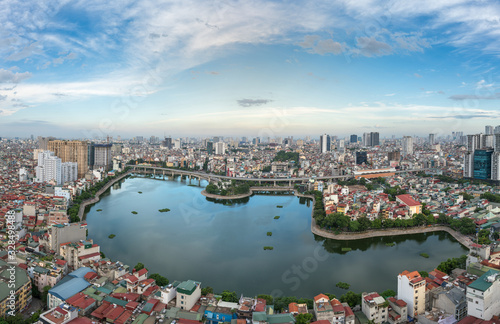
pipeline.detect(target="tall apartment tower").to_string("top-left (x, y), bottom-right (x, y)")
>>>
top-left (350, 134), bottom-right (358, 143)
top-left (47, 140), bottom-right (89, 178)
top-left (429, 133), bottom-right (435, 145)
top-left (402, 136), bottom-right (413, 156)
top-left (370, 132), bottom-right (380, 146)
top-left (92, 144), bottom-right (112, 170)
top-left (485, 125), bottom-right (494, 135)
top-left (320, 134), bottom-right (331, 153)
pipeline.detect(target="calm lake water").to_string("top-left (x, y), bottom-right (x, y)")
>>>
top-left (85, 175), bottom-right (468, 298)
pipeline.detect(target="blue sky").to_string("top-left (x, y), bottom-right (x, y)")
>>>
top-left (1, 0), bottom-right (500, 139)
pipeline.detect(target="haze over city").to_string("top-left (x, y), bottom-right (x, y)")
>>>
top-left (1, 1), bottom-right (500, 138)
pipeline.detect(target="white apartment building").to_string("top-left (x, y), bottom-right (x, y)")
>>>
top-left (466, 270), bottom-right (500, 320)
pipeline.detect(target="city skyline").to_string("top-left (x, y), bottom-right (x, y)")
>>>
top-left (2, 1), bottom-right (500, 137)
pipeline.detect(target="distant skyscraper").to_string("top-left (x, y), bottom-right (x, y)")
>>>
top-left (370, 132), bottom-right (379, 146)
top-left (363, 133), bottom-right (371, 147)
top-left (207, 141), bottom-right (214, 155)
top-left (162, 137), bottom-right (173, 149)
top-left (350, 134), bottom-right (357, 143)
top-left (467, 134), bottom-right (481, 151)
top-left (494, 126), bottom-right (500, 135)
top-left (402, 136), bottom-right (413, 156)
top-left (485, 125), bottom-right (494, 135)
top-left (482, 134), bottom-right (494, 148)
top-left (215, 142), bottom-right (226, 155)
top-left (320, 134), bottom-right (331, 153)
top-left (473, 149), bottom-right (493, 180)
top-left (429, 134), bottom-right (435, 145)
top-left (38, 136), bottom-right (55, 150)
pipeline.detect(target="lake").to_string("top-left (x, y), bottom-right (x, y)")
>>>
top-left (85, 175), bottom-right (468, 298)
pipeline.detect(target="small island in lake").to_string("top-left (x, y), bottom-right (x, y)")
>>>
top-left (159, 208), bottom-right (171, 212)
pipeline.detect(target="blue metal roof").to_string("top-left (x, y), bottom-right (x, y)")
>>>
top-left (69, 267), bottom-right (95, 278)
top-left (49, 278), bottom-right (91, 301)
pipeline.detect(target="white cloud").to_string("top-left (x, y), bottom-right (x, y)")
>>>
top-left (0, 68), bottom-right (32, 83)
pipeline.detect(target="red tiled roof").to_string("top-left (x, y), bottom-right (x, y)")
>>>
top-left (396, 194), bottom-right (420, 207)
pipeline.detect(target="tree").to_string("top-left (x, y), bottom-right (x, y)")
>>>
top-left (418, 271), bottom-right (429, 278)
top-left (340, 291), bottom-right (361, 307)
top-left (202, 286), bottom-right (214, 296)
top-left (149, 273), bottom-right (169, 286)
top-left (41, 285), bottom-right (51, 303)
top-left (134, 262), bottom-right (145, 271)
top-left (221, 290), bottom-right (238, 302)
top-left (349, 221), bottom-right (360, 232)
top-left (380, 289), bottom-right (396, 299)
top-left (295, 313), bottom-right (314, 324)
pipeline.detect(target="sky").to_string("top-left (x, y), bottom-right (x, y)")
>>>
top-left (1, 0), bottom-right (500, 139)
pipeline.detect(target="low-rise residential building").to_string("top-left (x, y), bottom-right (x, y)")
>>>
top-left (59, 240), bottom-right (100, 270)
top-left (387, 297), bottom-right (408, 324)
top-left (362, 292), bottom-right (388, 323)
top-left (466, 269), bottom-right (500, 320)
top-left (176, 280), bottom-right (201, 310)
top-left (39, 303), bottom-right (79, 324)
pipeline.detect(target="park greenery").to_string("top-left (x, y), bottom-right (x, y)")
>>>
top-left (273, 150), bottom-right (300, 163)
top-left (307, 190), bottom-right (477, 235)
top-left (205, 180), bottom-right (250, 196)
top-left (67, 167), bottom-right (131, 223)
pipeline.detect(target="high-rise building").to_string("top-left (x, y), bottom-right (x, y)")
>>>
top-left (370, 132), bottom-right (380, 146)
top-left (356, 151), bottom-right (368, 165)
top-left (485, 125), bottom-right (494, 135)
top-left (464, 152), bottom-right (474, 178)
top-left (473, 149), bottom-right (493, 180)
top-left (37, 136), bottom-right (56, 150)
top-left (47, 140), bottom-right (89, 178)
top-left (495, 126), bottom-right (500, 135)
top-left (494, 134), bottom-right (500, 152)
top-left (320, 134), bottom-right (331, 153)
top-left (162, 137), bottom-right (173, 149)
top-left (492, 152), bottom-right (500, 181)
top-left (402, 136), bottom-right (413, 156)
top-left (467, 134), bottom-right (482, 151)
top-left (215, 142), bottom-right (226, 155)
top-left (207, 141), bottom-right (214, 155)
top-left (350, 134), bottom-right (357, 143)
top-left (61, 162), bottom-right (78, 183)
top-left (37, 155), bottom-right (62, 185)
top-left (363, 133), bottom-right (371, 147)
top-left (483, 134), bottom-right (494, 148)
top-left (388, 150), bottom-right (401, 162)
top-left (92, 144), bottom-right (112, 170)
top-left (429, 134), bottom-right (435, 145)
